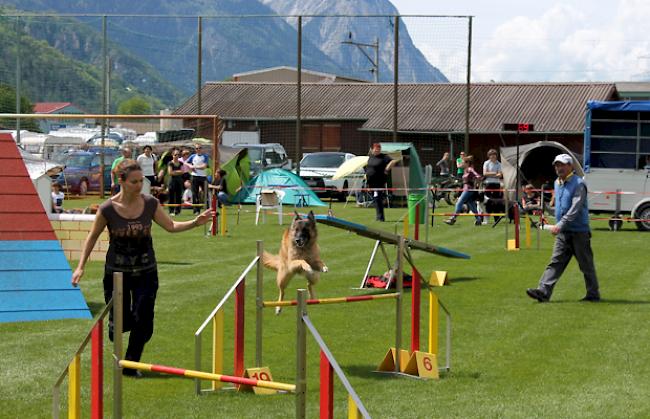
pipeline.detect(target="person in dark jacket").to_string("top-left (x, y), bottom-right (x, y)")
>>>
top-left (526, 154), bottom-right (600, 303)
top-left (365, 143), bottom-right (398, 222)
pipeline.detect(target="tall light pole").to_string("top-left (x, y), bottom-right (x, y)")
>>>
top-left (342, 32), bottom-right (379, 82)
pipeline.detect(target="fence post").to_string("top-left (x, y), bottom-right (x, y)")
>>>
top-left (428, 290), bottom-right (439, 356)
top-left (395, 237), bottom-right (404, 372)
top-left (91, 321), bottom-right (103, 419)
top-left (211, 193), bottom-right (217, 236)
top-left (194, 334), bottom-right (202, 395)
top-left (113, 272), bottom-right (123, 419)
top-left (68, 354), bottom-right (81, 419)
top-left (256, 240), bottom-right (264, 367)
top-left (234, 277), bottom-right (245, 379)
top-left (211, 309), bottom-right (224, 390)
top-left (320, 350), bottom-right (334, 419)
top-left (296, 289), bottom-right (307, 419)
top-left (411, 206), bottom-right (420, 353)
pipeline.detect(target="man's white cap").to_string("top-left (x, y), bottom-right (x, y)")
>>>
top-left (552, 154), bottom-right (572, 165)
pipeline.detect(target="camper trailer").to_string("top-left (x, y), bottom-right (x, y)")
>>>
top-left (583, 101), bottom-right (650, 231)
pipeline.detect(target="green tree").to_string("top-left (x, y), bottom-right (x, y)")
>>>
top-left (117, 96), bottom-right (152, 115)
top-left (0, 83), bottom-right (40, 131)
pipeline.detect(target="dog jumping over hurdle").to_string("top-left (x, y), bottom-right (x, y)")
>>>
top-left (263, 211), bottom-right (328, 314)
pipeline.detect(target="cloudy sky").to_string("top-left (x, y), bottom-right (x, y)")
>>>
top-left (391, 0), bottom-right (650, 82)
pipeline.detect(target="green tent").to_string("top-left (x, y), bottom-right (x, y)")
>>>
top-left (232, 168), bottom-right (326, 207)
top-left (219, 146), bottom-right (250, 200)
top-left (379, 142), bottom-right (426, 190)
top-left (380, 142), bottom-right (426, 223)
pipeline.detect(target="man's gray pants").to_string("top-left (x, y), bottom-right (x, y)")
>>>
top-left (538, 231), bottom-right (600, 299)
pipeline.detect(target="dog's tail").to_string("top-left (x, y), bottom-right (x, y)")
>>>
top-left (262, 251), bottom-right (281, 271)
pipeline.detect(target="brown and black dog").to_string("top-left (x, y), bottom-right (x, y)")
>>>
top-left (263, 211), bottom-right (328, 314)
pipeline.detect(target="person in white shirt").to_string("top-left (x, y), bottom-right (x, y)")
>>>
top-left (136, 145), bottom-right (157, 186)
top-left (186, 144), bottom-right (210, 214)
top-left (51, 182), bottom-right (65, 213)
top-left (481, 149), bottom-right (503, 223)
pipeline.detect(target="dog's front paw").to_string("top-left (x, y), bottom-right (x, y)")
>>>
top-left (321, 266), bottom-right (329, 273)
top-left (275, 306), bottom-right (282, 315)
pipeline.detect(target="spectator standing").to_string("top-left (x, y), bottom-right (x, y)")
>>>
top-left (51, 182), bottom-right (65, 213)
top-left (455, 151), bottom-right (465, 177)
top-left (186, 145), bottom-right (210, 214)
top-left (526, 154), bottom-right (600, 303)
top-left (436, 152), bottom-right (450, 176)
top-left (71, 159), bottom-right (213, 377)
top-left (167, 150), bottom-right (184, 216)
top-left (482, 149), bottom-right (503, 223)
top-left (137, 145), bottom-right (157, 187)
top-left (482, 149), bottom-right (502, 186)
top-left (365, 143), bottom-right (398, 222)
top-left (111, 147), bottom-right (131, 195)
top-left (444, 155), bottom-right (483, 226)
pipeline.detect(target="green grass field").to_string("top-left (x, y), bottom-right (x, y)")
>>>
top-left (1, 198), bottom-right (649, 418)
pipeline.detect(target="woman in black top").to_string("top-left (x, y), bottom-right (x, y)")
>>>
top-left (167, 150), bottom-right (184, 215)
top-left (365, 143), bottom-right (398, 222)
top-left (72, 159), bottom-right (212, 377)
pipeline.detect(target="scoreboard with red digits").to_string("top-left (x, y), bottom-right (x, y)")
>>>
top-left (502, 123), bottom-right (535, 132)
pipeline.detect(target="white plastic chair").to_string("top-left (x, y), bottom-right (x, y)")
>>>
top-left (255, 189), bottom-right (285, 225)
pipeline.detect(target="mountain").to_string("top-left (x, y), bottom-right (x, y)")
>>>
top-left (0, 12), bottom-right (179, 113)
top-left (0, 0), bottom-right (448, 113)
top-left (2, 0), bottom-right (346, 95)
top-left (261, 0), bottom-right (448, 83)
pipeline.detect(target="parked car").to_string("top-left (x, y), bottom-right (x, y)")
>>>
top-left (299, 152), bottom-right (363, 202)
top-left (56, 149), bottom-right (121, 195)
top-left (231, 143), bottom-right (290, 177)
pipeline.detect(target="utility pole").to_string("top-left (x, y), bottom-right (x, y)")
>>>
top-left (342, 32), bottom-right (379, 82)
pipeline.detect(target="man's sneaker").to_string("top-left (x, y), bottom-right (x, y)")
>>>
top-left (580, 295), bottom-right (601, 302)
top-left (444, 218), bottom-right (456, 225)
top-left (526, 288), bottom-right (549, 302)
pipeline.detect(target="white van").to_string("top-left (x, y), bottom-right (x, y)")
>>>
top-left (584, 101), bottom-right (650, 231)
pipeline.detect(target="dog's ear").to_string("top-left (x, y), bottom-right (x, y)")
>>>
top-left (307, 210), bottom-right (315, 223)
top-left (294, 211), bottom-right (302, 220)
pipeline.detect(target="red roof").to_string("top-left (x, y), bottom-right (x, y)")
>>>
top-left (33, 102), bottom-right (73, 114)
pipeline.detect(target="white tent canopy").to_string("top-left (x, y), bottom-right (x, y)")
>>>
top-left (500, 141), bottom-right (583, 199)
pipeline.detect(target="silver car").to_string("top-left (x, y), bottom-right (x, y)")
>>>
top-left (299, 152), bottom-right (363, 202)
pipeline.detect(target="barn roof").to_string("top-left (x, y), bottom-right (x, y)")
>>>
top-left (175, 82), bottom-right (617, 134)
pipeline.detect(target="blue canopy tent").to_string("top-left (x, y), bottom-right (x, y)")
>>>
top-left (232, 168), bottom-right (326, 207)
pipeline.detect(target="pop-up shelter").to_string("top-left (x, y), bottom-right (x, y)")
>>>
top-left (0, 133), bottom-right (91, 322)
top-left (232, 168), bottom-right (326, 207)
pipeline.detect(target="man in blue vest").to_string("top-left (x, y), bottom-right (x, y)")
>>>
top-left (526, 154), bottom-right (600, 303)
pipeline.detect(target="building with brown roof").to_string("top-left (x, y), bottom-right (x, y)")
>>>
top-left (175, 82), bottom-right (618, 168)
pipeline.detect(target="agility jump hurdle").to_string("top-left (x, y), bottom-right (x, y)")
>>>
top-left (194, 246), bottom-right (261, 395)
top-left (295, 289), bottom-right (371, 419)
top-left (118, 360), bottom-right (296, 392)
top-left (52, 298), bottom-right (112, 419)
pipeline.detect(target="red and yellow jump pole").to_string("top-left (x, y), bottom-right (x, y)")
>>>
top-left (262, 292), bottom-right (399, 308)
top-left (118, 360), bottom-right (296, 392)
